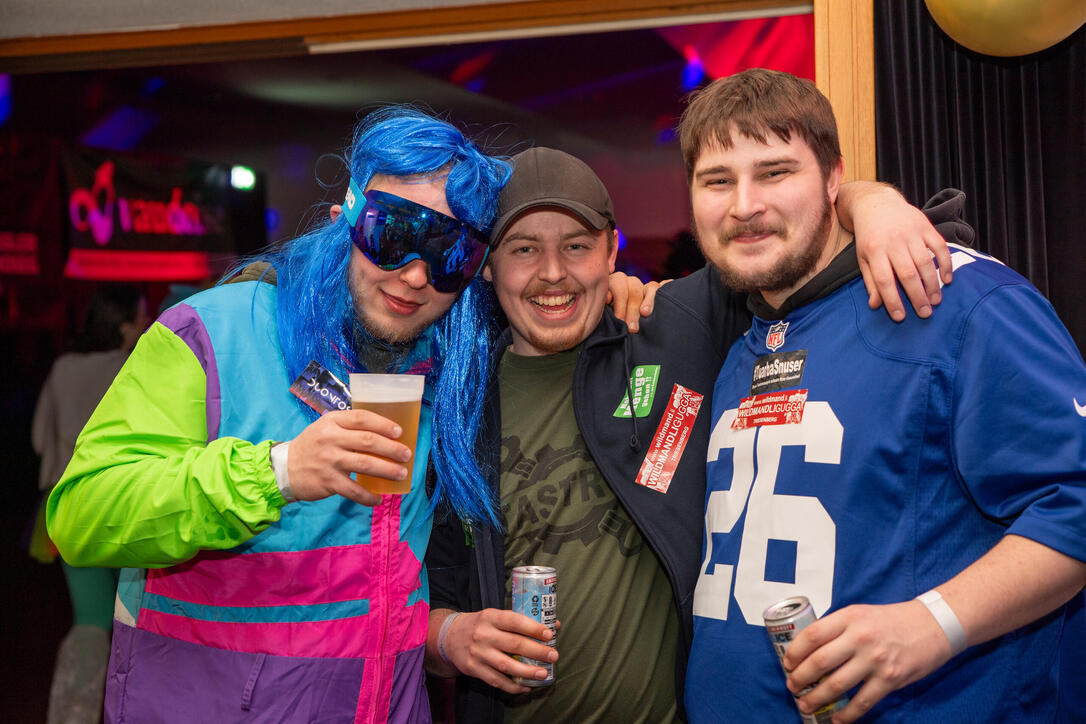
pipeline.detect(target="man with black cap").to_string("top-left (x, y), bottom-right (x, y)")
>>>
top-left (423, 147), bottom-right (965, 722)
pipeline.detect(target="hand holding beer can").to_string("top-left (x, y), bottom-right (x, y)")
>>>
top-left (511, 566), bottom-right (557, 687)
top-left (763, 596), bottom-right (849, 724)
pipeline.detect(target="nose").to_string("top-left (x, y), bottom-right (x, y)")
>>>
top-left (537, 246), bottom-right (567, 285)
top-left (731, 178), bottom-right (766, 221)
top-left (398, 259), bottom-right (431, 289)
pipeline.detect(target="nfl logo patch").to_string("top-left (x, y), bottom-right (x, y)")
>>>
top-left (766, 321), bottom-right (788, 351)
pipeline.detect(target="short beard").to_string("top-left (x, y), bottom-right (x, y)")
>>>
top-left (355, 310), bottom-right (427, 347)
top-left (523, 328), bottom-right (583, 355)
top-left (707, 195), bottom-right (834, 295)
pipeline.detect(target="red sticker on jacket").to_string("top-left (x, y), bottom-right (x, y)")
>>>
top-left (635, 384), bottom-right (704, 494)
top-left (731, 389), bottom-right (808, 430)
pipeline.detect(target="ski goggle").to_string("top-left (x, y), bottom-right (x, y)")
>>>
top-left (342, 179), bottom-right (490, 294)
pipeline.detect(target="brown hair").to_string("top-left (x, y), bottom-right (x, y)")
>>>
top-left (679, 68), bottom-right (841, 182)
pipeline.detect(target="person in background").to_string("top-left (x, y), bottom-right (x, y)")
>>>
top-left (31, 283), bottom-right (149, 724)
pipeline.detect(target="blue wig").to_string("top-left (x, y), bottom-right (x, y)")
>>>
top-left (248, 106), bottom-right (509, 528)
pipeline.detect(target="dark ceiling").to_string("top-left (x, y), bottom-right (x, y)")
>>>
top-left (9, 26), bottom-right (698, 151)
top-left (3, 14), bottom-right (813, 261)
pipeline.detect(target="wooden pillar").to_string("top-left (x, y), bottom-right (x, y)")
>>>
top-left (814, 0), bottom-right (876, 181)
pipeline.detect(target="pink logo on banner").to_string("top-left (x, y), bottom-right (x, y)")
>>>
top-left (68, 160), bottom-right (208, 246)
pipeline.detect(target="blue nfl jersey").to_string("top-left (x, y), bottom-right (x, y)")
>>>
top-left (686, 245), bottom-right (1086, 723)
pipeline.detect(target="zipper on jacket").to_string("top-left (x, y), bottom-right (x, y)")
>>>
top-left (369, 495), bottom-right (393, 724)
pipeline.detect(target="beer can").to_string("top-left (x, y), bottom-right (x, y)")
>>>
top-left (763, 596), bottom-right (848, 724)
top-left (511, 565), bottom-right (557, 687)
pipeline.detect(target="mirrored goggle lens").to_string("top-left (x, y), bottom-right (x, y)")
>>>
top-left (344, 184), bottom-right (489, 294)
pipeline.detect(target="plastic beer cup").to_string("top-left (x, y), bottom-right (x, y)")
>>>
top-left (349, 373), bottom-right (424, 495)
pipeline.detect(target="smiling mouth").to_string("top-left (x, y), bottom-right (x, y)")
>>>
top-left (382, 291), bottom-right (422, 315)
top-left (529, 293), bottom-right (576, 312)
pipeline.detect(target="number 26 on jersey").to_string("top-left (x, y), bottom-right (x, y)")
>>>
top-left (694, 401), bottom-right (842, 626)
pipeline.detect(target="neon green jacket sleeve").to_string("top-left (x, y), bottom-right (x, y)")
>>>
top-left (46, 321), bottom-right (286, 568)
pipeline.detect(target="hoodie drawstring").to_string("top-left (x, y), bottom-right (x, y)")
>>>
top-left (622, 333), bottom-right (641, 451)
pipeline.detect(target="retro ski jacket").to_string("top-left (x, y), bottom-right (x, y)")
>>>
top-left (47, 279), bottom-right (436, 724)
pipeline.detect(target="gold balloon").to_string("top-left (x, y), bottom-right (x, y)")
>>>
top-left (925, 0), bottom-right (1086, 57)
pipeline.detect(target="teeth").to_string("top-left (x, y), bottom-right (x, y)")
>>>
top-left (531, 294), bottom-right (574, 308)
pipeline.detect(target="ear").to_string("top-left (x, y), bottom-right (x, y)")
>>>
top-left (330, 204), bottom-right (343, 222)
top-left (482, 261), bottom-right (493, 283)
top-left (826, 159), bottom-right (845, 205)
top-left (607, 230), bottom-right (619, 273)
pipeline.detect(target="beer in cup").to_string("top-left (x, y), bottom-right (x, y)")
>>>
top-left (349, 373), bottom-right (424, 495)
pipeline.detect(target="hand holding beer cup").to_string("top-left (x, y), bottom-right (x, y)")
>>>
top-left (286, 376), bottom-right (422, 506)
top-left (349, 374), bottom-right (424, 495)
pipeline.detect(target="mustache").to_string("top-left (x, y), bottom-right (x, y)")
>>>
top-left (525, 284), bottom-right (580, 297)
top-left (722, 223), bottom-right (786, 242)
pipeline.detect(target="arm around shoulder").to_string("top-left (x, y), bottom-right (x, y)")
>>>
top-left (838, 180), bottom-right (959, 321)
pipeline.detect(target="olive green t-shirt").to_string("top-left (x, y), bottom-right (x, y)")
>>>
top-left (498, 347), bottom-right (679, 723)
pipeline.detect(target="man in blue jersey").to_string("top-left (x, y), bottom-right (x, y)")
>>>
top-left (683, 68), bottom-right (1086, 723)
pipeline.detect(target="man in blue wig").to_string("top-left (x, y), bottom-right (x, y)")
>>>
top-left (423, 143), bottom-right (970, 722)
top-left (47, 107), bottom-right (508, 723)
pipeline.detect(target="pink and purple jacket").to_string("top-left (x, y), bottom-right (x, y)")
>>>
top-left (47, 281), bottom-right (435, 723)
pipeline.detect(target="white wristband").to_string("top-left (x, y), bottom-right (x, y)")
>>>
top-left (916, 589), bottom-right (967, 657)
top-left (269, 441), bottom-right (296, 504)
top-left (437, 612), bottom-right (461, 666)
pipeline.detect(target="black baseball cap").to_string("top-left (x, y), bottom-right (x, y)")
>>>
top-left (490, 147), bottom-right (616, 245)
